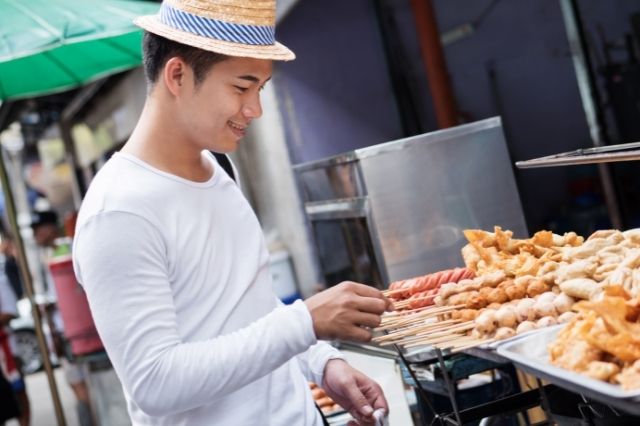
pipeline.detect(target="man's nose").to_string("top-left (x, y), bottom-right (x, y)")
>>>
top-left (242, 93), bottom-right (263, 119)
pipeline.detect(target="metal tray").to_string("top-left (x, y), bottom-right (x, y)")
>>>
top-left (497, 325), bottom-right (640, 413)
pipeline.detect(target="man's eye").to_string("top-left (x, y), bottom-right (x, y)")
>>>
top-left (234, 86), bottom-right (249, 93)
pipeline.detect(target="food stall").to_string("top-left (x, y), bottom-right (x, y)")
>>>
top-left (296, 118), bottom-right (640, 425)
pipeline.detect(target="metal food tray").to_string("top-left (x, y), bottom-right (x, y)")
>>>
top-left (497, 325), bottom-right (640, 415)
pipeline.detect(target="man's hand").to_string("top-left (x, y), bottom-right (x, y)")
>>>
top-left (304, 282), bottom-right (393, 343)
top-left (322, 359), bottom-right (388, 425)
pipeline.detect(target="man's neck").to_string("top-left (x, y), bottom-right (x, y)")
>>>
top-left (121, 100), bottom-right (213, 182)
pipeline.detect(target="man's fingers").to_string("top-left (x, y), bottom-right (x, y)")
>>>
top-left (342, 378), bottom-right (375, 418)
top-left (345, 283), bottom-right (394, 312)
top-left (345, 326), bottom-right (373, 343)
top-left (347, 282), bottom-right (384, 298)
top-left (351, 296), bottom-right (386, 315)
top-left (365, 382), bottom-right (389, 414)
top-left (351, 312), bottom-right (382, 328)
top-left (384, 296), bottom-right (395, 312)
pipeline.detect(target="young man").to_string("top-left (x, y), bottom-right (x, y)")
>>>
top-left (73, 1), bottom-right (393, 425)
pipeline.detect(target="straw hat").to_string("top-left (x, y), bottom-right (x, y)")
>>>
top-left (134, 0), bottom-right (295, 61)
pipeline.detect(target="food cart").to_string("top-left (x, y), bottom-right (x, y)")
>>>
top-left (297, 118), bottom-right (640, 425)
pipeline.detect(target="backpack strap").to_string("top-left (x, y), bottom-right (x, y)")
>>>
top-left (211, 152), bottom-right (236, 182)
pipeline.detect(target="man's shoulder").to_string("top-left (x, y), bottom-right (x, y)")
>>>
top-left (76, 155), bottom-right (159, 227)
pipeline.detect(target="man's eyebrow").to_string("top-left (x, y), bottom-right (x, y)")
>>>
top-left (238, 75), bottom-right (272, 84)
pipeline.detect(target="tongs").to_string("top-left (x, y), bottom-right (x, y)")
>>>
top-left (515, 141), bottom-right (640, 169)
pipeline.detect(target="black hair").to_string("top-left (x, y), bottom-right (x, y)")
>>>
top-left (142, 31), bottom-right (229, 88)
top-left (30, 210), bottom-right (59, 229)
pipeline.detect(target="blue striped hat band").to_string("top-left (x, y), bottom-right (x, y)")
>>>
top-left (159, 3), bottom-right (276, 46)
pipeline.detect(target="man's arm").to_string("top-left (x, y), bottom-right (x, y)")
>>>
top-left (296, 339), bottom-right (343, 385)
top-left (74, 211), bottom-right (319, 417)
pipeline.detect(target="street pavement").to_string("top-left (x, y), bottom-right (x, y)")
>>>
top-left (7, 367), bottom-right (79, 426)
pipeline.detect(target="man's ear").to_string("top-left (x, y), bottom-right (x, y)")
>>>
top-left (163, 57), bottom-right (188, 97)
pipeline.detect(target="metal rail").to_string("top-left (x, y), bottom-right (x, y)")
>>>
top-left (516, 145), bottom-right (640, 169)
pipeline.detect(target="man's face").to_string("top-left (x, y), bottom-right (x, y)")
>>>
top-left (176, 56), bottom-right (273, 153)
top-left (33, 224), bottom-right (57, 248)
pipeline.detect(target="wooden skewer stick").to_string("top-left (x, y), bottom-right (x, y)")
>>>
top-left (377, 312), bottom-right (446, 331)
top-left (377, 305), bottom-right (464, 330)
top-left (382, 288), bottom-right (407, 297)
top-left (382, 330), bottom-right (468, 347)
top-left (434, 334), bottom-right (480, 348)
top-left (401, 331), bottom-right (478, 348)
top-left (439, 336), bottom-right (481, 348)
top-left (376, 318), bottom-right (444, 337)
top-left (393, 295), bottom-right (436, 309)
top-left (378, 309), bottom-right (445, 330)
top-left (376, 322), bottom-right (470, 344)
top-left (382, 304), bottom-right (438, 317)
top-left (391, 303), bottom-right (463, 317)
top-left (450, 339), bottom-right (494, 353)
top-left (381, 322), bottom-right (476, 346)
top-left (372, 320), bottom-right (461, 342)
top-left (399, 332), bottom-right (471, 348)
top-left (396, 323), bottom-right (475, 343)
top-left (382, 303), bottom-right (464, 321)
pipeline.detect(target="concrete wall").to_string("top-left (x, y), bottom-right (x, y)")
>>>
top-left (275, 0), bottom-right (405, 164)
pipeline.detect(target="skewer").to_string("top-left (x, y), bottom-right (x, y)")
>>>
top-left (393, 295), bottom-right (436, 309)
top-left (380, 304), bottom-right (463, 323)
top-left (372, 319), bottom-right (462, 342)
top-left (400, 330), bottom-right (479, 348)
top-left (376, 310), bottom-right (447, 331)
top-left (400, 333), bottom-right (473, 348)
top-left (380, 329), bottom-right (468, 347)
top-left (379, 303), bottom-right (463, 324)
top-left (450, 338), bottom-right (495, 353)
top-left (382, 288), bottom-right (407, 297)
top-left (381, 304), bottom-right (437, 318)
top-left (379, 322), bottom-right (476, 346)
top-left (377, 307), bottom-right (463, 331)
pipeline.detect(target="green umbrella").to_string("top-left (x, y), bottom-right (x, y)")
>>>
top-left (0, 0), bottom-right (159, 101)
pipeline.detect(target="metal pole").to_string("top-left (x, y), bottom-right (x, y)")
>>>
top-left (0, 104), bottom-right (67, 425)
top-left (560, 0), bottom-right (623, 229)
top-left (409, 0), bottom-right (459, 128)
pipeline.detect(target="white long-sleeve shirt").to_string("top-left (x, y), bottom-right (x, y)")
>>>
top-left (73, 151), bottom-right (341, 425)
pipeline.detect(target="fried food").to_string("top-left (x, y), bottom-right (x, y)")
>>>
top-left (495, 305), bottom-right (517, 328)
top-left (474, 309), bottom-right (497, 334)
top-left (549, 287), bottom-right (640, 389)
top-left (558, 311), bottom-right (577, 323)
top-left (526, 279), bottom-right (548, 298)
top-left (494, 327), bottom-right (516, 340)
top-left (516, 321), bottom-right (537, 334)
top-left (559, 278), bottom-right (601, 300)
top-left (515, 298), bottom-right (536, 322)
top-left (486, 288), bottom-right (509, 304)
top-left (584, 361), bottom-right (620, 381)
top-left (504, 280), bottom-right (527, 301)
top-left (536, 316), bottom-right (557, 328)
top-left (533, 298), bottom-right (557, 318)
top-left (553, 293), bottom-right (575, 314)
